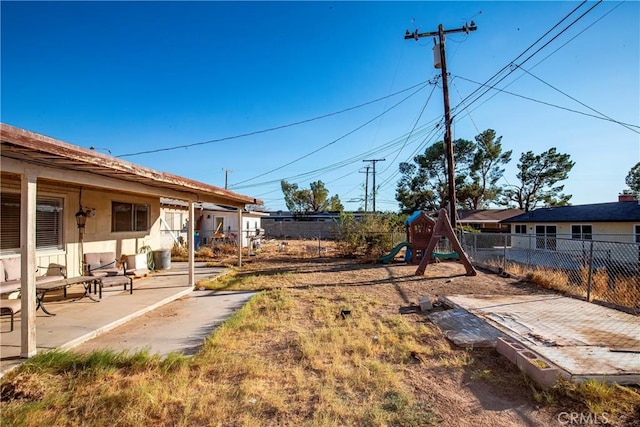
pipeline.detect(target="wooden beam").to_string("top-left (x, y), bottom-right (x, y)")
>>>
top-left (2, 157), bottom-right (199, 201)
top-left (237, 209), bottom-right (243, 267)
top-left (415, 209), bottom-right (477, 276)
top-left (188, 201), bottom-right (195, 287)
top-left (20, 172), bottom-right (37, 357)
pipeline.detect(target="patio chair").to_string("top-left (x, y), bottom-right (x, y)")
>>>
top-left (0, 299), bottom-right (21, 332)
top-left (84, 252), bottom-right (133, 294)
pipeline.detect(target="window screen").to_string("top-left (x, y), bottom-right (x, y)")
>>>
top-left (1, 193), bottom-right (63, 251)
top-left (112, 202), bottom-right (149, 232)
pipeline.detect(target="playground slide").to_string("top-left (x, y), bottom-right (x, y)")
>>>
top-left (379, 241), bottom-right (410, 264)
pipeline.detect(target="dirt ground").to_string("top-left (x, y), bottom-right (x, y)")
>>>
top-left (217, 240), bottom-right (638, 426)
top-left (234, 245), bottom-right (542, 425)
top-left (81, 241), bottom-right (640, 427)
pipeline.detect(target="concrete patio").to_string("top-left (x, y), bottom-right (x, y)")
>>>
top-left (432, 294), bottom-right (640, 386)
top-left (0, 262), bottom-right (234, 376)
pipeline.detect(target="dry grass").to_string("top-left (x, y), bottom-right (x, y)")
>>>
top-left (2, 241), bottom-right (639, 426)
top-left (490, 261), bottom-right (640, 311)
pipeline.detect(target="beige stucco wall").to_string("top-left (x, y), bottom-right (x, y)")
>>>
top-left (1, 175), bottom-right (167, 279)
top-left (508, 221), bottom-right (639, 263)
top-left (510, 222), bottom-right (638, 246)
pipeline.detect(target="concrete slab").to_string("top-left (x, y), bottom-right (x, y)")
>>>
top-left (427, 308), bottom-right (507, 347)
top-left (74, 290), bottom-right (256, 357)
top-left (440, 294), bottom-right (640, 384)
top-left (0, 262), bottom-right (253, 376)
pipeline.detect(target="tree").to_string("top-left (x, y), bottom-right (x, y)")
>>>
top-left (502, 147), bottom-right (575, 211)
top-left (625, 162), bottom-right (640, 196)
top-left (281, 180), bottom-right (343, 214)
top-left (328, 195), bottom-right (344, 212)
top-left (395, 139), bottom-right (476, 214)
top-left (396, 131), bottom-right (509, 214)
top-left (458, 129), bottom-right (512, 209)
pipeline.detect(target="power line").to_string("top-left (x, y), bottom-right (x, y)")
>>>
top-left (229, 82), bottom-right (430, 188)
top-left (452, 74), bottom-right (640, 129)
top-left (451, 1), bottom-right (589, 116)
top-left (376, 120), bottom-right (444, 191)
top-left (379, 79), bottom-right (439, 175)
top-left (514, 65), bottom-right (639, 134)
top-left (452, 1), bottom-right (603, 120)
top-left (230, 119), bottom-right (441, 191)
top-left (363, 159), bottom-right (385, 212)
top-left (456, 1), bottom-right (625, 122)
top-left (116, 80), bottom-right (429, 158)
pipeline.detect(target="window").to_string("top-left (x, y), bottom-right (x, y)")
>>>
top-left (571, 225), bottom-right (592, 240)
top-left (1, 193), bottom-right (64, 251)
top-left (635, 225), bottom-right (640, 244)
top-left (37, 197), bottom-right (64, 249)
top-left (514, 224), bottom-right (527, 234)
top-left (215, 217), bottom-right (224, 234)
top-left (112, 202), bottom-right (149, 232)
top-left (535, 225), bottom-right (557, 250)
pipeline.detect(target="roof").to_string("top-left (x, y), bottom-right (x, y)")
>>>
top-left (1, 123), bottom-right (262, 207)
top-left (458, 209), bottom-right (524, 223)
top-left (161, 198), bottom-right (270, 216)
top-left (501, 202), bottom-right (640, 223)
top-left (405, 210), bottom-right (435, 226)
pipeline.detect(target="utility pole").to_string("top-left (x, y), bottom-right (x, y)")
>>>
top-left (359, 166), bottom-right (371, 212)
top-left (222, 168), bottom-right (232, 190)
top-left (363, 159), bottom-right (385, 213)
top-left (405, 21), bottom-right (477, 229)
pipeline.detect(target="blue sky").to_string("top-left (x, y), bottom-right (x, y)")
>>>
top-left (2, 1), bottom-right (639, 212)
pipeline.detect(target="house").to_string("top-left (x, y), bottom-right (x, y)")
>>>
top-left (500, 195), bottom-right (640, 262)
top-left (160, 198), bottom-right (268, 248)
top-left (1, 123), bottom-right (261, 358)
top-left (457, 208), bottom-right (523, 232)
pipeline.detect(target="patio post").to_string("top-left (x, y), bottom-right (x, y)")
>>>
top-left (188, 200), bottom-right (195, 286)
top-left (237, 208), bottom-right (242, 267)
top-left (20, 171), bottom-right (37, 357)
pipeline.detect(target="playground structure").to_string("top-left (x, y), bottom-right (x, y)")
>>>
top-left (379, 209), bottom-right (476, 276)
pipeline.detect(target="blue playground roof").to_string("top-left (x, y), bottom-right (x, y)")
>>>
top-left (405, 211), bottom-right (423, 226)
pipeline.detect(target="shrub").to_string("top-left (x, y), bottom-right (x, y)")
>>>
top-left (335, 212), bottom-right (404, 259)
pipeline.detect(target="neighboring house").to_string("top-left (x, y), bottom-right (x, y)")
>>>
top-left (1, 123), bottom-right (261, 358)
top-left (500, 195), bottom-right (640, 262)
top-left (457, 208), bottom-right (523, 233)
top-left (160, 198), bottom-right (268, 248)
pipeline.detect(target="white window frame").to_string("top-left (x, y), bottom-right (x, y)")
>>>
top-left (514, 224), bottom-right (527, 234)
top-left (571, 224), bottom-right (592, 240)
top-left (535, 224), bottom-right (557, 251)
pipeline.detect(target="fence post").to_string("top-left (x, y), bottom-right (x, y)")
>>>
top-left (318, 235), bottom-right (321, 258)
top-left (527, 234), bottom-right (532, 270)
top-left (473, 233), bottom-right (477, 260)
top-left (586, 240), bottom-right (594, 302)
top-left (502, 234), bottom-right (507, 273)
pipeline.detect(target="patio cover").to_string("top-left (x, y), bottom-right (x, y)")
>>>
top-left (1, 123), bottom-right (262, 357)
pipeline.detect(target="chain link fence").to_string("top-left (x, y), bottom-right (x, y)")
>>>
top-left (459, 232), bottom-right (640, 314)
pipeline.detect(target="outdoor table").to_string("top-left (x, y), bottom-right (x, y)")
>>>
top-left (35, 276), bottom-right (102, 316)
